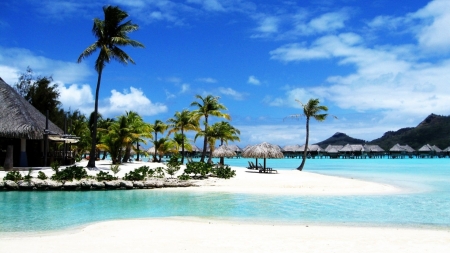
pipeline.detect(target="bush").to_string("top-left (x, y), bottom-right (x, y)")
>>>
top-left (37, 171), bottom-right (48, 180)
top-left (96, 171), bottom-right (117, 181)
top-left (212, 165), bottom-right (236, 179)
top-left (51, 165), bottom-right (88, 181)
top-left (164, 154), bottom-right (181, 178)
top-left (23, 169), bottom-right (33, 182)
top-left (184, 162), bottom-right (212, 178)
top-left (123, 165), bottom-right (151, 181)
top-left (3, 171), bottom-right (23, 182)
top-left (110, 164), bottom-right (121, 176)
top-left (177, 173), bottom-right (191, 180)
top-left (154, 167), bottom-right (165, 178)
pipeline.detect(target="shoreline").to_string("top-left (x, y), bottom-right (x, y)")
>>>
top-left (1, 217), bottom-right (449, 253)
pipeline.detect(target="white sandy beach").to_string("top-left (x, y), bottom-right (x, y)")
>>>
top-left (1, 160), bottom-right (449, 252)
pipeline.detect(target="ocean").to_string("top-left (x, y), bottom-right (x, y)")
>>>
top-left (1, 157), bottom-right (449, 232)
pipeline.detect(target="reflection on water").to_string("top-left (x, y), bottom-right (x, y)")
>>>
top-left (1, 158), bottom-right (449, 232)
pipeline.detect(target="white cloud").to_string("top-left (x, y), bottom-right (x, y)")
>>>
top-left (412, 0), bottom-right (450, 52)
top-left (267, 88), bottom-right (317, 108)
top-left (180, 83), bottom-right (190, 93)
top-left (103, 87), bottom-right (168, 116)
top-left (187, 0), bottom-right (225, 11)
top-left (247, 75), bottom-right (260, 85)
top-left (196, 77), bottom-right (217, 83)
top-left (0, 46), bottom-right (92, 85)
top-left (218, 87), bottom-right (244, 100)
top-left (256, 16), bottom-right (279, 33)
top-left (294, 11), bottom-right (349, 35)
top-left (58, 82), bottom-right (94, 113)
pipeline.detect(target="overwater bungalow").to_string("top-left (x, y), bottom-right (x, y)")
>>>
top-left (418, 144), bottom-right (442, 158)
top-left (324, 145), bottom-right (343, 159)
top-left (363, 144), bottom-right (385, 158)
top-left (389, 144), bottom-right (415, 158)
top-left (282, 144), bottom-right (302, 158)
top-left (0, 77), bottom-right (74, 168)
top-left (339, 144), bottom-right (364, 158)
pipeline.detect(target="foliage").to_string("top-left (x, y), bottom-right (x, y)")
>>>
top-left (212, 165), bottom-right (236, 179)
top-left (184, 162), bottom-right (212, 178)
top-left (23, 169), bottom-right (33, 182)
top-left (167, 109), bottom-right (200, 163)
top-left (51, 165), bottom-right (88, 181)
top-left (191, 94), bottom-right (230, 162)
top-left (50, 161), bottom-right (60, 173)
top-left (78, 5), bottom-right (144, 168)
top-left (3, 171), bottom-right (23, 182)
top-left (37, 171), bottom-right (48, 180)
top-left (164, 154), bottom-right (181, 178)
top-left (177, 173), bottom-right (191, 180)
top-left (123, 165), bottom-right (152, 181)
top-left (110, 164), bottom-right (121, 176)
top-left (154, 167), bottom-right (165, 178)
top-left (96, 171), bottom-right (117, 181)
top-left (151, 119), bottom-right (168, 162)
top-left (287, 98), bottom-right (329, 171)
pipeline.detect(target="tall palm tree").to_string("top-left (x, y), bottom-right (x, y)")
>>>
top-left (191, 95), bottom-right (230, 162)
top-left (288, 98), bottom-right (329, 171)
top-left (152, 120), bottom-right (168, 162)
top-left (167, 109), bottom-right (199, 164)
top-left (77, 5), bottom-right (144, 168)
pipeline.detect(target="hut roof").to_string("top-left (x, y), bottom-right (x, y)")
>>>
top-left (298, 144), bottom-right (323, 152)
top-left (282, 144), bottom-right (301, 152)
top-left (212, 145), bottom-right (236, 158)
top-left (390, 144), bottom-right (415, 153)
top-left (364, 144), bottom-right (385, 152)
top-left (0, 77), bottom-right (63, 139)
top-left (432, 145), bottom-right (442, 152)
top-left (242, 142), bottom-right (284, 159)
top-left (325, 145), bottom-right (343, 152)
top-left (226, 144), bottom-right (242, 152)
top-left (418, 144), bottom-right (433, 152)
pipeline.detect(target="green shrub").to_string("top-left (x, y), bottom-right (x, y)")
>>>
top-left (3, 171), bottom-right (23, 182)
top-left (37, 171), bottom-right (48, 180)
top-left (51, 165), bottom-right (88, 181)
top-left (154, 167), bottom-right (165, 178)
top-left (96, 171), bottom-right (117, 181)
top-left (110, 164), bottom-right (121, 176)
top-left (23, 169), bottom-right (33, 182)
top-left (212, 165), bottom-right (236, 179)
top-left (123, 165), bottom-right (151, 181)
top-left (177, 173), bottom-right (191, 180)
top-left (50, 161), bottom-right (60, 173)
top-left (184, 162), bottom-right (212, 178)
top-left (164, 155), bottom-right (181, 178)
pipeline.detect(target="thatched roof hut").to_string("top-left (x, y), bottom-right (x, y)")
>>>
top-left (212, 145), bottom-right (236, 158)
top-left (363, 144), bottom-right (385, 152)
top-left (242, 142), bottom-right (283, 170)
top-left (282, 144), bottom-right (301, 152)
top-left (0, 77), bottom-right (63, 139)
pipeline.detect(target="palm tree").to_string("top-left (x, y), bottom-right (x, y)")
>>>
top-left (288, 98), bottom-right (329, 171)
top-left (172, 132), bottom-right (193, 154)
top-left (211, 121), bottom-right (240, 164)
top-left (191, 95), bottom-right (230, 162)
top-left (121, 111), bottom-right (153, 163)
top-left (151, 120), bottom-right (168, 162)
top-left (167, 109), bottom-right (200, 164)
top-left (77, 5), bottom-right (144, 168)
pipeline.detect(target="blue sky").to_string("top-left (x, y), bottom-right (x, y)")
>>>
top-left (1, 0), bottom-right (450, 147)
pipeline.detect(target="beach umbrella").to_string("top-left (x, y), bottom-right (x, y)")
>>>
top-left (212, 145), bottom-right (236, 164)
top-left (241, 142), bottom-right (284, 171)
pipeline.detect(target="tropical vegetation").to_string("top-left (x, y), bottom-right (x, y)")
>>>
top-left (77, 5), bottom-right (145, 168)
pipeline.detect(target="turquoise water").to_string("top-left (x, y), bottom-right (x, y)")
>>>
top-left (1, 158), bottom-right (449, 232)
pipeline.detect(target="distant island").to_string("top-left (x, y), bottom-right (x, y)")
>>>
top-left (314, 114), bottom-right (450, 150)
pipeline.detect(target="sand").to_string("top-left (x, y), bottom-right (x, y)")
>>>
top-left (1, 160), bottom-right (449, 252)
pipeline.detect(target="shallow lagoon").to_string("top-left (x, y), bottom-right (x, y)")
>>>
top-left (1, 158), bottom-right (449, 232)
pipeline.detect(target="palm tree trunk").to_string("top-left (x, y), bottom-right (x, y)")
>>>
top-left (219, 139), bottom-right (224, 165)
top-left (153, 132), bottom-right (158, 162)
top-left (87, 68), bottom-right (103, 168)
top-left (200, 116), bottom-right (208, 162)
top-left (181, 129), bottom-right (185, 164)
top-left (298, 117), bottom-right (310, 171)
top-left (122, 144), bottom-right (131, 162)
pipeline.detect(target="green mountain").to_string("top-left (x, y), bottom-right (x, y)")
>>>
top-left (369, 114), bottom-right (450, 150)
top-left (314, 132), bottom-right (367, 147)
